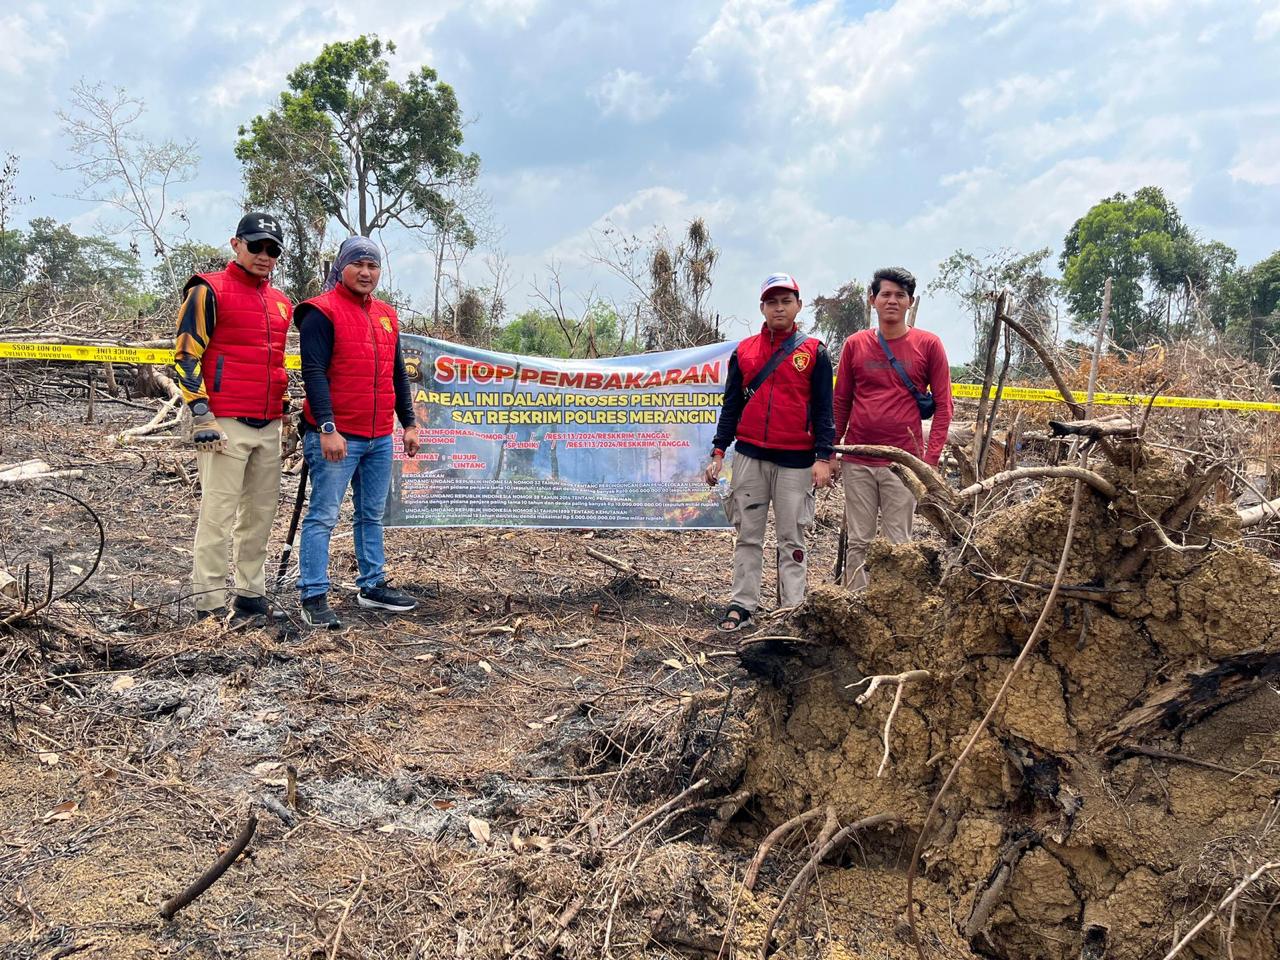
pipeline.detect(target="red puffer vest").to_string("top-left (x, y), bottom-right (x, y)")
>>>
top-left (193, 263), bottom-right (292, 419)
top-left (300, 283), bottom-right (400, 438)
top-left (734, 323), bottom-right (822, 451)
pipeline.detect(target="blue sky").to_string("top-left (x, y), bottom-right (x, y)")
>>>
top-left (3, 0), bottom-right (1278, 361)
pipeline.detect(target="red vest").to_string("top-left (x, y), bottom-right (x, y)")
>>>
top-left (301, 284), bottom-right (400, 438)
top-left (193, 264), bottom-right (291, 420)
top-left (734, 324), bottom-right (822, 451)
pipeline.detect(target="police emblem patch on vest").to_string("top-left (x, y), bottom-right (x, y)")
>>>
top-left (276, 302), bottom-right (288, 318)
top-left (792, 351), bottom-right (811, 372)
top-left (379, 316), bottom-right (393, 333)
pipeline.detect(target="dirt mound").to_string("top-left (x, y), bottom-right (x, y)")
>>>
top-left (738, 452), bottom-right (1280, 958)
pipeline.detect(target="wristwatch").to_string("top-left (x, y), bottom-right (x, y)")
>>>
top-left (320, 421), bottom-right (337, 434)
top-left (190, 401), bottom-right (209, 417)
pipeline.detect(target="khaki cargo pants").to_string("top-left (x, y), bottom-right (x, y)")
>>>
top-left (841, 463), bottom-right (917, 591)
top-left (725, 454), bottom-right (816, 612)
top-left (191, 418), bottom-right (282, 611)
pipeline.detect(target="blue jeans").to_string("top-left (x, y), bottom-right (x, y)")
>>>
top-left (297, 431), bottom-right (393, 600)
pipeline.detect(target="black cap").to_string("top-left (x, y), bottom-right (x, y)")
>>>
top-left (235, 212), bottom-right (285, 245)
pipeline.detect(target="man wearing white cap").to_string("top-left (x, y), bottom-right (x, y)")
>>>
top-left (704, 273), bottom-right (835, 632)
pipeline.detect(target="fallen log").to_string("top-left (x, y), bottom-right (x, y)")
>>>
top-left (1048, 417), bottom-right (1137, 440)
top-left (1097, 649), bottom-right (1280, 751)
top-left (0, 460), bottom-right (83, 486)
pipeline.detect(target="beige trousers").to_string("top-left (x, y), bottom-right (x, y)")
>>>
top-left (191, 418), bottom-right (282, 610)
top-left (841, 463), bottom-right (917, 591)
top-left (726, 454), bottom-right (816, 612)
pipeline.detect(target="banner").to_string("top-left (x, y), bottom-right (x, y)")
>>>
top-left (386, 336), bottom-right (736, 529)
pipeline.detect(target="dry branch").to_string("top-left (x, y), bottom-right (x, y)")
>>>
top-left (996, 311), bottom-right (1086, 419)
top-left (760, 812), bottom-right (900, 958)
top-left (0, 460), bottom-right (84, 486)
top-left (585, 546), bottom-right (661, 587)
top-left (1162, 861), bottom-right (1280, 960)
top-left (848, 670), bottom-right (932, 777)
top-left (744, 806), bottom-right (828, 891)
top-left (1048, 417), bottom-right (1137, 439)
top-left (834, 445), bottom-right (954, 504)
top-left (160, 812), bottom-right (258, 920)
top-left (1238, 495), bottom-right (1280, 528)
top-left (956, 466), bottom-right (1118, 501)
top-left (604, 777), bottom-right (709, 848)
top-left (116, 371), bottom-right (182, 441)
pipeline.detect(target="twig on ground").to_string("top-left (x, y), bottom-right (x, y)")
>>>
top-left (604, 777), bottom-right (709, 848)
top-left (327, 870), bottom-right (366, 960)
top-left (160, 812), bottom-right (258, 920)
top-left (585, 546), bottom-right (661, 587)
top-left (1163, 862), bottom-right (1280, 960)
top-left (760, 812), bottom-right (900, 958)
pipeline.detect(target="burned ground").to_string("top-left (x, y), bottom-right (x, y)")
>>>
top-left (4, 369), bottom-right (1280, 960)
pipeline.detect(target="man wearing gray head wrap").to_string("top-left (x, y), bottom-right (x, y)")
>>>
top-left (293, 237), bottom-right (421, 629)
top-left (324, 236), bottom-right (382, 291)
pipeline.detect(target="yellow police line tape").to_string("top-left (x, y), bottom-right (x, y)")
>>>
top-left (0, 340), bottom-right (302, 371)
top-left (3, 340), bottom-right (1279, 412)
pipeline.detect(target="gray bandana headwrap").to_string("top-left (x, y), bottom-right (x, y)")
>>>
top-left (325, 236), bottom-right (382, 291)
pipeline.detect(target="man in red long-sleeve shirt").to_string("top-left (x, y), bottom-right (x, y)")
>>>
top-left (832, 267), bottom-right (952, 590)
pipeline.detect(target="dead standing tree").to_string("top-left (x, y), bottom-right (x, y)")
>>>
top-left (57, 81), bottom-right (198, 296)
top-left (591, 218), bottom-right (721, 352)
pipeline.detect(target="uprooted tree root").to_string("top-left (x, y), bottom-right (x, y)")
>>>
top-left (733, 448), bottom-right (1280, 959)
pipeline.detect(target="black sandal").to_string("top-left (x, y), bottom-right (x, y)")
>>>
top-left (716, 605), bottom-right (754, 633)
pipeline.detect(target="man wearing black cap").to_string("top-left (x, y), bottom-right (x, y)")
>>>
top-left (174, 212), bottom-right (293, 623)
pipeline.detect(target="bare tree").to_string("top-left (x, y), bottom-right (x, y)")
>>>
top-left (420, 180), bottom-right (497, 327)
top-left (57, 81), bottom-right (198, 294)
top-left (591, 218), bottom-right (721, 352)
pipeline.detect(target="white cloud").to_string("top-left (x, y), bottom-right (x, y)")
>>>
top-left (1230, 135), bottom-right (1280, 187)
top-left (960, 70), bottom-right (1073, 119)
top-left (591, 69), bottom-right (674, 123)
top-left (1259, 4), bottom-right (1280, 39)
top-left (0, 12), bottom-right (66, 77)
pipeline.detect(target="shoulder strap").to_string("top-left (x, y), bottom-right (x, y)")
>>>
top-left (877, 330), bottom-right (928, 403)
top-left (744, 329), bottom-right (807, 399)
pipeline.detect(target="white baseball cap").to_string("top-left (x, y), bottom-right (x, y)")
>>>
top-left (760, 273), bottom-right (800, 299)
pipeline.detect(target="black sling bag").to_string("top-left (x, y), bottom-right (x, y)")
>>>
top-left (743, 329), bottom-right (807, 400)
top-left (877, 330), bottom-right (936, 419)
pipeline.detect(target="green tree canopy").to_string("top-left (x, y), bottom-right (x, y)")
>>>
top-left (236, 34), bottom-right (479, 268)
top-left (1059, 186), bottom-right (1237, 349)
top-left (20, 217), bottom-right (143, 299)
top-left (810, 280), bottom-right (867, 346)
top-left (1224, 251), bottom-right (1280, 363)
top-left (494, 304), bottom-right (639, 359)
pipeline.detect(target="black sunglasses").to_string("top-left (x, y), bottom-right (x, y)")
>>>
top-left (244, 238), bottom-right (282, 257)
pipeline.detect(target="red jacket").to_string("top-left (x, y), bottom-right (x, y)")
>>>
top-left (734, 323), bottom-right (823, 451)
top-left (194, 264), bottom-right (291, 419)
top-left (300, 284), bottom-right (400, 438)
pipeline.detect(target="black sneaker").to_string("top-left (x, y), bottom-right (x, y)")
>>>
top-left (232, 595), bottom-right (287, 623)
top-left (195, 606), bottom-right (228, 622)
top-left (301, 594), bottom-right (342, 630)
top-left (357, 581), bottom-right (418, 612)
